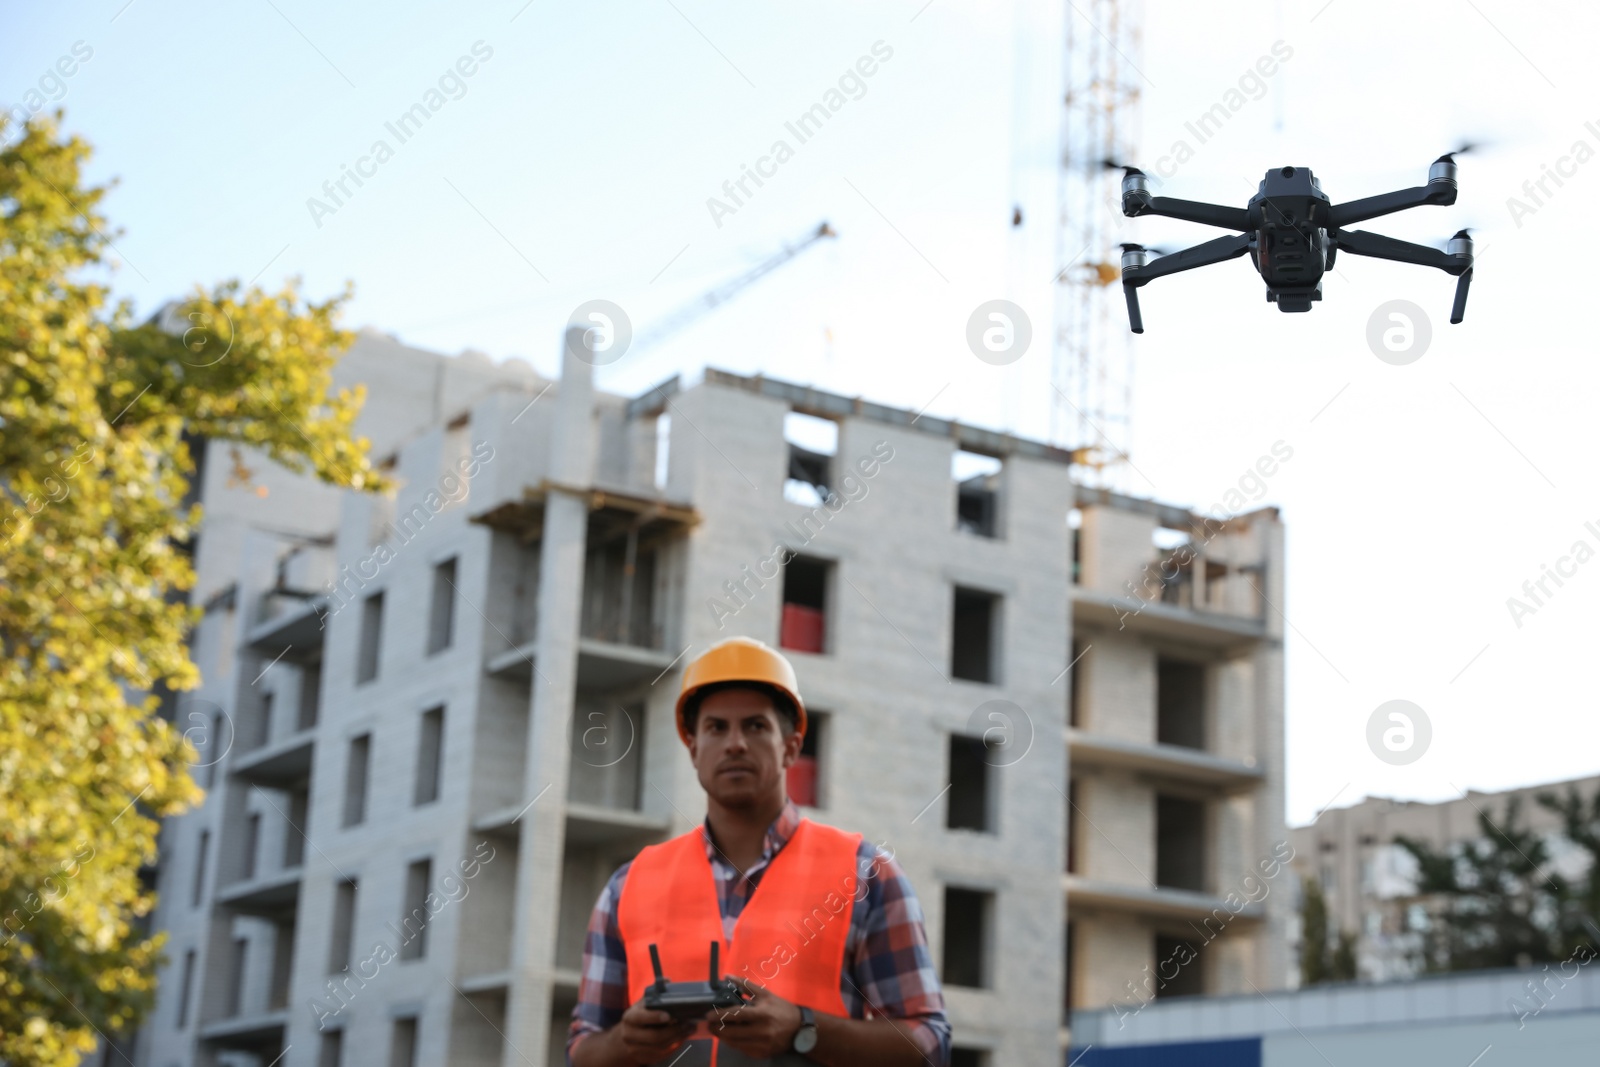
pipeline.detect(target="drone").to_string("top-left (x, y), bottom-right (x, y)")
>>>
top-left (1114, 153), bottom-right (1475, 333)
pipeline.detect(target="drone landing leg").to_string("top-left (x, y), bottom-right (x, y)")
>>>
top-left (1451, 267), bottom-right (1472, 324)
top-left (1124, 283), bottom-right (1144, 334)
top-left (1118, 233), bottom-right (1253, 333)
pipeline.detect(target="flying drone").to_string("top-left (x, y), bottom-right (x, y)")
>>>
top-left (1114, 151), bottom-right (1475, 333)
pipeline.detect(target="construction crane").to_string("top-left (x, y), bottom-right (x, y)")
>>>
top-left (1055, 0), bottom-right (1142, 486)
top-left (633, 221), bottom-right (837, 353)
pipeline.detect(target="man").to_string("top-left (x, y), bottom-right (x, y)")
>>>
top-left (568, 636), bottom-right (951, 1067)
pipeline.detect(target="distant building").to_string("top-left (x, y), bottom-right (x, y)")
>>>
top-left (1287, 775), bottom-right (1600, 984)
top-left (130, 329), bottom-right (1289, 1067)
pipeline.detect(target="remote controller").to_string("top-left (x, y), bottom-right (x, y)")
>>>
top-left (643, 941), bottom-right (749, 1021)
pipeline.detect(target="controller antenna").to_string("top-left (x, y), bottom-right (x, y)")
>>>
top-left (649, 943), bottom-right (666, 986)
top-left (709, 940), bottom-right (720, 982)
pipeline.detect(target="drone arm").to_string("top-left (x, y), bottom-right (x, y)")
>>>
top-left (1126, 195), bottom-right (1251, 232)
top-left (1333, 230), bottom-right (1467, 275)
top-left (1120, 234), bottom-right (1252, 334)
top-left (1336, 229), bottom-right (1474, 324)
top-left (1328, 184), bottom-right (1455, 229)
top-left (1124, 234), bottom-right (1254, 285)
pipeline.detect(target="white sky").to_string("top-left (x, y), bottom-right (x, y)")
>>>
top-left (7, 0), bottom-right (1597, 825)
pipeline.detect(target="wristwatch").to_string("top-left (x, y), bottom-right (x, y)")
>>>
top-left (792, 1005), bottom-right (818, 1055)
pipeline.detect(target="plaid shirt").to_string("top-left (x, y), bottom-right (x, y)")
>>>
top-left (567, 798), bottom-right (951, 1065)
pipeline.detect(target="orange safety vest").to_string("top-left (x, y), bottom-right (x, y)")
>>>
top-left (617, 818), bottom-right (863, 1066)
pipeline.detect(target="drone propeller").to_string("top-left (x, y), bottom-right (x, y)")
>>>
top-left (1424, 226), bottom-right (1475, 247)
top-left (1120, 241), bottom-right (1172, 256)
top-left (1098, 158), bottom-right (1143, 176)
top-left (1435, 141), bottom-right (1488, 164)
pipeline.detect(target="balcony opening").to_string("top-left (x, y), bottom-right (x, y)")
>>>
top-left (567, 701), bottom-right (644, 811)
top-left (511, 539), bottom-right (540, 647)
top-left (1153, 526), bottom-right (1197, 607)
top-left (390, 1017), bottom-right (419, 1067)
top-left (343, 734), bottom-right (371, 827)
top-left (788, 711), bottom-right (827, 808)
top-left (204, 710), bottom-right (225, 788)
top-left (654, 412), bottom-right (671, 490)
top-left (283, 785), bottom-right (308, 868)
top-left (427, 557), bottom-right (457, 654)
top-left (954, 449), bottom-right (1001, 538)
top-left (1156, 795), bottom-right (1207, 892)
top-left (414, 706), bottom-right (445, 807)
top-left (1156, 657), bottom-right (1206, 750)
top-left (257, 690), bottom-right (275, 749)
top-left (298, 661), bottom-right (322, 730)
top-left (780, 555), bottom-right (830, 655)
top-left (1068, 507), bottom-right (1082, 584)
top-left (357, 591), bottom-right (384, 684)
top-left (942, 886), bottom-right (993, 988)
top-left (581, 517), bottom-right (661, 649)
top-left (329, 879), bottom-right (358, 974)
top-left (1063, 920), bottom-right (1076, 1019)
top-left (784, 411), bottom-right (837, 507)
top-left (400, 859), bottom-right (431, 961)
top-left (176, 949), bottom-right (196, 1028)
top-left (1068, 639), bottom-right (1088, 729)
top-left (1066, 780), bottom-right (1080, 873)
top-left (946, 734), bottom-right (994, 833)
top-left (269, 919), bottom-right (294, 1010)
top-left (192, 829), bottom-right (209, 907)
top-left (226, 935), bottom-right (248, 1017)
top-left (951, 587), bottom-right (1000, 684)
top-left (1155, 934), bottom-right (1204, 998)
top-left (243, 813), bottom-right (261, 881)
top-left (319, 1028), bottom-right (345, 1067)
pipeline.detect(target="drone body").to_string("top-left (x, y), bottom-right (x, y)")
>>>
top-left (1117, 158), bottom-right (1474, 332)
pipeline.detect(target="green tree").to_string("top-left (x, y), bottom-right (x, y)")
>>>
top-left (1395, 797), bottom-right (1567, 974)
top-left (1537, 785), bottom-right (1600, 956)
top-left (1298, 875), bottom-right (1358, 985)
top-left (1, 113), bottom-right (386, 1066)
top-left (1299, 875), bottom-right (1331, 986)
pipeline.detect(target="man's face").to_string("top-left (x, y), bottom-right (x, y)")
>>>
top-left (688, 688), bottom-right (802, 809)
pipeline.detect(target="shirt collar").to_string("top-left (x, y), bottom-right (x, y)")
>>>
top-left (702, 797), bottom-right (802, 870)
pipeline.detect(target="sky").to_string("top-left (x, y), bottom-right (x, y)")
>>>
top-left (5, 0), bottom-right (1597, 826)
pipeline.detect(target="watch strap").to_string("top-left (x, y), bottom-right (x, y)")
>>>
top-left (793, 1005), bottom-right (817, 1052)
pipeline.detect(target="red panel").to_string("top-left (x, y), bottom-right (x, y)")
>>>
top-left (787, 755), bottom-right (817, 807)
top-left (780, 603), bottom-right (825, 654)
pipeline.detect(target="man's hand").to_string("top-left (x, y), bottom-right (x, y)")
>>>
top-left (614, 995), bottom-right (697, 1065)
top-left (709, 976), bottom-right (804, 1059)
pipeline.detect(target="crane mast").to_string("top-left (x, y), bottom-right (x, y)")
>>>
top-left (1055, 0), bottom-right (1142, 487)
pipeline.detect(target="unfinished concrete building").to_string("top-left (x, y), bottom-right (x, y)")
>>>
top-left (134, 333), bottom-right (1288, 1067)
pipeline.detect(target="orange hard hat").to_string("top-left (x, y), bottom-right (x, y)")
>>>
top-left (675, 637), bottom-right (805, 745)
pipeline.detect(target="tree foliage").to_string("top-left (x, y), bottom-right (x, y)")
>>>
top-left (1, 113), bottom-right (385, 1066)
top-left (1299, 875), bottom-right (1357, 985)
top-left (1536, 785), bottom-right (1600, 957)
top-left (1395, 797), bottom-right (1572, 974)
